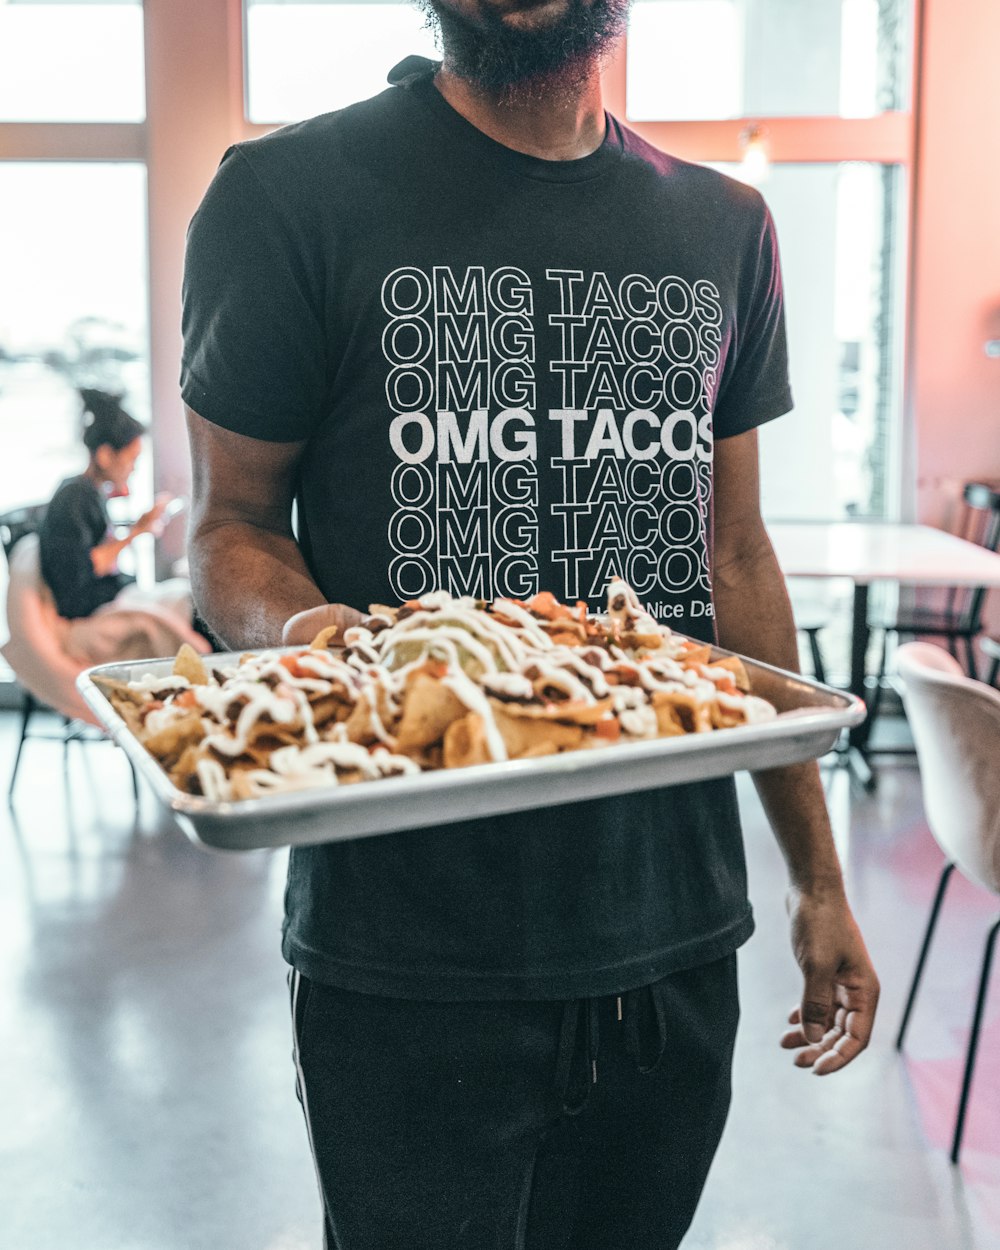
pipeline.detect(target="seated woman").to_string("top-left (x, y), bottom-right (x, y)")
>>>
top-left (31, 388), bottom-right (213, 668)
top-left (39, 389), bottom-right (172, 620)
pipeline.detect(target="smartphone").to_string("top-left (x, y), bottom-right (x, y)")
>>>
top-left (161, 496), bottom-right (188, 521)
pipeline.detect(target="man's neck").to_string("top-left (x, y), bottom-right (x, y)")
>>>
top-left (433, 65), bottom-right (607, 162)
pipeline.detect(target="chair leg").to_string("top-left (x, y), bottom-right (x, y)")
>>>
top-left (896, 861), bottom-right (956, 1051)
top-left (962, 636), bottom-right (978, 681)
top-left (951, 912), bottom-right (1000, 1164)
top-left (8, 690), bottom-right (36, 800)
top-left (988, 656), bottom-right (1000, 688)
top-left (947, 636), bottom-right (960, 664)
top-left (866, 628), bottom-right (890, 733)
top-left (805, 628), bottom-right (828, 686)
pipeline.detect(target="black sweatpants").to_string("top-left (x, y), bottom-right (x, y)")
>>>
top-left (289, 954), bottom-right (739, 1250)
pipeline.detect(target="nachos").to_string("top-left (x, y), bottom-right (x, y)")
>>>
top-left (96, 578), bottom-right (777, 801)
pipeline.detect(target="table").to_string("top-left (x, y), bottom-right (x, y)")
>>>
top-left (768, 521), bottom-right (1000, 777)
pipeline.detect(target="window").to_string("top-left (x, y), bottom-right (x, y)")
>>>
top-left (614, 2), bottom-right (916, 681)
top-left (0, 162), bottom-right (152, 553)
top-left (627, 0), bottom-right (911, 121)
top-left (0, 1), bottom-right (145, 123)
top-left (244, 0), bottom-right (439, 124)
top-left (714, 162), bottom-right (907, 523)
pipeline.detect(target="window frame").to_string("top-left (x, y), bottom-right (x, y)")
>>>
top-left (0, 0), bottom-right (923, 557)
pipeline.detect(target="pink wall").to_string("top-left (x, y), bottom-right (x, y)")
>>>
top-left (144, 0), bottom-right (245, 571)
top-left (910, 0), bottom-right (1000, 532)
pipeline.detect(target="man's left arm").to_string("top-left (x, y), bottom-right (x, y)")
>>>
top-left (712, 427), bottom-right (880, 1074)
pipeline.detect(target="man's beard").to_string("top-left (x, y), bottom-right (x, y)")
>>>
top-left (417, 0), bottom-right (630, 101)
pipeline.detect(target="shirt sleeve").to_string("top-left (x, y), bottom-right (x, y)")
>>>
top-left (712, 199), bottom-right (793, 440)
top-left (181, 145), bottom-right (329, 443)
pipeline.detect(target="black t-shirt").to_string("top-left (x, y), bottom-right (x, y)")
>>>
top-left (39, 475), bottom-right (130, 619)
top-left (181, 59), bottom-right (793, 1001)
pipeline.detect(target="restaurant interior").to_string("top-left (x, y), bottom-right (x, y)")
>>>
top-left (1, 1), bottom-right (998, 1247)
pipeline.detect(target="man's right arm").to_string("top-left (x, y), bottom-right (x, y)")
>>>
top-left (185, 406), bottom-right (362, 650)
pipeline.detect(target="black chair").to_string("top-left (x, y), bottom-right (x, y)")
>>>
top-left (787, 580), bottom-right (832, 686)
top-left (983, 635), bottom-right (1000, 688)
top-left (866, 481), bottom-right (1000, 729)
top-left (1, 503), bottom-right (139, 803)
top-left (794, 609), bottom-right (830, 686)
top-left (0, 502), bottom-right (49, 558)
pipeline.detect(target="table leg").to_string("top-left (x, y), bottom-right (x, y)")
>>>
top-left (841, 583), bottom-right (877, 789)
top-left (849, 582), bottom-right (871, 737)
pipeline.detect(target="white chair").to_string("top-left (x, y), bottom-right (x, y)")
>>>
top-left (2, 530), bottom-right (208, 799)
top-left (895, 641), bottom-right (1000, 1164)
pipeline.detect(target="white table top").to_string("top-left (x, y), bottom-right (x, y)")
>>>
top-left (768, 521), bottom-right (1000, 587)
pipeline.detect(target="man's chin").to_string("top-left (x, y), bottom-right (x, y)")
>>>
top-left (420, 0), bottom-right (630, 94)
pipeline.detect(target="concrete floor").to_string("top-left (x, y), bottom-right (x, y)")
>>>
top-left (1, 712), bottom-right (998, 1250)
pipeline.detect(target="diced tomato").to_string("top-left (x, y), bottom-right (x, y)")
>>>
top-left (420, 660), bottom-right (449, 679)
top-left (715, 676), bottom-right (737, 696)
top-left (175, 689), bottom-right (198, 709)
top-left (529, 590), bottom-right (557, 611)
top-left (594, 717), bottom-right (621, 741)
top-left (528, 590), bottom-right (572, 620)
top-left (279, 653), bottom-right (309, 679)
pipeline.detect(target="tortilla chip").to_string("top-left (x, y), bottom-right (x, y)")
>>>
top-left (651, 689), bottom-right (713, 734)
top-left (709, 654), bottom-right (751, 692)
top-left (344, 690), bottom-right (384, 746)
top-left (173, 643), bottom-right (209, 686)
top-left (490, 702), bottom-right (584, 758)
top-left (518, 692), bottom-right (614, 727)
top-left (99, 679), bottom-right (146, 734)
top-left (308, 694), bottom-right (353, 729)
top-left (442, 713), bottom-right (493, 769)
top-left (141, 710), bottom-right (205, 767)
top-left (169, 743), bottom-right (203, 793)
top-left (679, 643), bottom-right (713, 668)
top-left (96, 675), bottom-right (146, 706)
top-left (710, 702), bottom-right (746, 730)
top-left (396, 673), bottom-right (468, 753)
top-left (309, 625), bottom-right (342, 651)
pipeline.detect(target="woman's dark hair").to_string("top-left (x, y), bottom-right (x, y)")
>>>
top-left (79, 388), bottom-right (146, 454)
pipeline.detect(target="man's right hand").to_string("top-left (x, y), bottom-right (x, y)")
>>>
top-left (283, 602), bottom-right (366, 647)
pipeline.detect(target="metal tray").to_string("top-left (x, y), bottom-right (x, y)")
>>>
top-left (78, 647), bottom-right (865, 852)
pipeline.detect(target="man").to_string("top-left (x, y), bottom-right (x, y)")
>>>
top-left (181, 0), bottom-right (879, 1245)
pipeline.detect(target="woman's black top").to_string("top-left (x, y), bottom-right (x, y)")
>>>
top-left (39, 475), bottom-right (132, 619)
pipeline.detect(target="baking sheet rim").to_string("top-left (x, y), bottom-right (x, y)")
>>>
top-left (77, 648), bottom-right (866, 826)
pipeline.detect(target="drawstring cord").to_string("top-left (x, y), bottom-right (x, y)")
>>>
top-left (623, 984), bottom-right (669, 1073)
top-left (554, 997), bottom-right (601, 1115)
top-left (554, 985), bottom-right (668, 1115)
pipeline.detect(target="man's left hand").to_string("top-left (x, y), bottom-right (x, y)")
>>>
top-left (781, 885), bottom-right (880, 1075)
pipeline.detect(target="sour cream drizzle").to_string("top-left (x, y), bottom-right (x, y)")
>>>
top-left (133, 579), bottom-right (776, 799)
